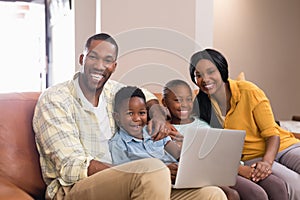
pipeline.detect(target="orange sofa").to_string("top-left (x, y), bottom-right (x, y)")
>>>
top-left (1, 91), bottom-right (299, 199)
top-left (0, 92), bottom-right (46, 200)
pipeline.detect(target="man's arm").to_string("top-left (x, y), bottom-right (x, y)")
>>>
top-left (33, 93), bottom-right (93, 183)
top-left (146, 99), bottom-right (169, 140)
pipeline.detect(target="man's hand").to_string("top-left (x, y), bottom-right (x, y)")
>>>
top-left (146, 101), bottom-right (169, 141)
top-left (88, 160), bottom-right (112, 176)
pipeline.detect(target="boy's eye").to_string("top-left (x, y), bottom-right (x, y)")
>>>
top-left (139, 111), bottom-right (147, 115)
top-left (126, 112), bottom-right (133, 116)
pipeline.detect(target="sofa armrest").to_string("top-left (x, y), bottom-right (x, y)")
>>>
top-left (292, 115), bottom-right (300, 121)
top-left (0, 177), bottom-right (34, 200)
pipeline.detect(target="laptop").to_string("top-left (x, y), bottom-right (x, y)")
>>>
top-left (172, 127), bottom-right (245, 189)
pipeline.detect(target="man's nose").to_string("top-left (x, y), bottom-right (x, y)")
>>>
top-left (94, 58), bottom-right (107, 70)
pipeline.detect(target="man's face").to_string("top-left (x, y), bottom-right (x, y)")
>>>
top-left (79, 40), bottom-right (117, 93)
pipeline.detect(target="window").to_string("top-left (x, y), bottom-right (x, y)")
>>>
top-left (0, 1), bottom-right (46, 92)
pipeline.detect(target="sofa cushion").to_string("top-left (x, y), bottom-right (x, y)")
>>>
top-left (0, 92), bottom-right (46, 199)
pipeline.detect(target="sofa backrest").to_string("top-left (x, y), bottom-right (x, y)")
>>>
top-left (0, 92), bottom-right (46, 199)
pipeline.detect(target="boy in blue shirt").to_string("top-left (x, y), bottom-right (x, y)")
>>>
top-left (109, 86), bottom-right (180, 165)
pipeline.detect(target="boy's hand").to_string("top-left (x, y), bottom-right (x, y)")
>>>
top-left (166, 163), bottom-right (178, 184)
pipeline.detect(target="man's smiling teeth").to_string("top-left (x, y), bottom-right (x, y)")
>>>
top-left (91, 73), bottom-right (103, 81)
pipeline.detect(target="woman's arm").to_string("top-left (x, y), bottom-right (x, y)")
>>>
top-left (250, 135), bottom-right (279, 182)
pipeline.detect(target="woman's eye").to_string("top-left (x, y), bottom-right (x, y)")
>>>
top-left (207, 69), bottom-right (215, 75)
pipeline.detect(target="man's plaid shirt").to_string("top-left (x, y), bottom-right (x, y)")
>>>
top-left (33, 72), bottom-right (156, 198)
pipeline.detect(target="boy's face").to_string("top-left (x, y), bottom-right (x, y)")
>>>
top-left (115, 97), bottom-right (147, 139)
top-left (163, 84), bottom-right (193, 124)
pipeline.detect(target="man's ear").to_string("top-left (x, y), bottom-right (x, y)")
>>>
top-left (162, 98), bottom-right (166, 107)
top-left (79, 54), bottom-right (84, 65)
top-left (112, 62), bottom-right (117, 73)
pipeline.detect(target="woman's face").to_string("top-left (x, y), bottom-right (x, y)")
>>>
top-left (194, 59), bottom-right (224, 96)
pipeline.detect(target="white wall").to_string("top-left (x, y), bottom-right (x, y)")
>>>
top-left (101, 0), bottom-right (213, 92)
top-left (214, 0), bottom-right (300, 120)
top-left (72, 0), bottom-right (299, 119)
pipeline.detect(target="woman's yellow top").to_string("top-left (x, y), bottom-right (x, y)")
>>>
top-left (212, 79), bottom-right (299, 161)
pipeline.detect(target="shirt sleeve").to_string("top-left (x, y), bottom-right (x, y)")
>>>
top-left (33, 92), bottom-right (91, 186)
top-left (252, 91), bottom-right (280, 138)
top-left (163, 136), bottom-right (172, 145)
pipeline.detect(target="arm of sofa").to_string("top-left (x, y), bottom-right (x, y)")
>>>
top-left (292, 115), bottom-right (300, 121)
top-left (0, 177), bottom-right (34, 200)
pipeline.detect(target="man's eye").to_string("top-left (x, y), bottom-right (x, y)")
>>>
top-left (88, 55), bottom-right (97, 60)
top-left (104, 59), bottom-right (114, 64)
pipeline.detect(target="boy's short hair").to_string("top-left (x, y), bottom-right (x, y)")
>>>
top-left (114, 86), bottom-right (146, 113)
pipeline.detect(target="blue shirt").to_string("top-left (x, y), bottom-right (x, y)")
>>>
top-left (109, 127), bottom-right (178, 165)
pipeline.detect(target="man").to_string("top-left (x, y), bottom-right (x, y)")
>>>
top-left (33, 33), bottom-right (226, 200)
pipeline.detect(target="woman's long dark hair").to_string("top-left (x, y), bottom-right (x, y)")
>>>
top-left (189, 49), bottom-right (229, 126)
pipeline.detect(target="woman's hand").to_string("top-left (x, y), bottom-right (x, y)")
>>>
top-left (250, 161), bottom-right (272, 182)
top-left (248, 135), bottom-right (278, 182)
top-left (238, 165), bottom-right (254, 180)
top-left (166, 163), bottom-right (178, 184)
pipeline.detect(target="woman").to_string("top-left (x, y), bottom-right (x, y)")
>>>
top-left (189, 49), bottom-right (299, 200)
